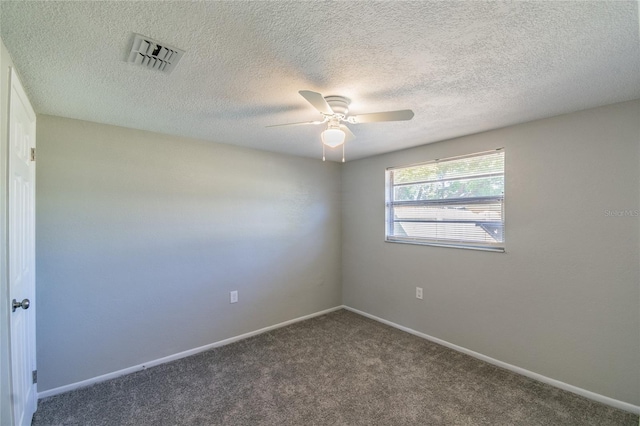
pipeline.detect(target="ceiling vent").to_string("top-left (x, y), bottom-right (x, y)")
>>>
top-left (127, 33), bottom-right (184, 74)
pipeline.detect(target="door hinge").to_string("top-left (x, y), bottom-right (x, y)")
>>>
top-left (30, 148), bottom-right (36, 162)
top-left (32, 370), bottom-right (37, 384)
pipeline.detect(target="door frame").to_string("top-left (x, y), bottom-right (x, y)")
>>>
top-left (0, 50), bottom-right (13, 426)
top-left (0, 48), bottom-right (14, 425)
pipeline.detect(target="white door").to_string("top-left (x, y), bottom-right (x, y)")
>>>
top-left (8, 67), bottom-right (37, 426)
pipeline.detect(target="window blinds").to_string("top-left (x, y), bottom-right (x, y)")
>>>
top-left (386, 150), bottom-right (505, 251)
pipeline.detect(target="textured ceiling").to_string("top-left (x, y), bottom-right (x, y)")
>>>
top-left (1, 1), bottom-right (639, 162)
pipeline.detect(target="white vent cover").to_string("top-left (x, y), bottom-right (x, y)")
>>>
top-left (127, 33), bottom-right (184, 73)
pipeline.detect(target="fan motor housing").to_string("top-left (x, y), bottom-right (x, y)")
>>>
top-left (324, 96), bottom-right (351, 116)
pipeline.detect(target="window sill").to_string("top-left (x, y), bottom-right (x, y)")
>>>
top-left (385, 238), bottom-right (505, 253)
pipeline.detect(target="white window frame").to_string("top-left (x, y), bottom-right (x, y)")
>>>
top-left (385, 149), bottom-right (505, 252)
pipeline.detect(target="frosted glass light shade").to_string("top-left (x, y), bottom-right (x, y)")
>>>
top-left (321, 128), bottom-right (345, 147)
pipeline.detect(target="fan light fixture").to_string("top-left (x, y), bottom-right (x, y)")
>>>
top-left (267, 90), bottom-right (415, 163)
top-left (321, 127), bottom-right (345, 148)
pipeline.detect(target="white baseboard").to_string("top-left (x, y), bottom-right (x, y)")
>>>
top-left (38, 305), bottom-right (344, 399)
top-left (343, 305), bottom-right (640, 415)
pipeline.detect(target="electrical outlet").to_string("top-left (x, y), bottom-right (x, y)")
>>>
top-left (230, 290), bottom-right (238, 304)
top-left (416, 287), bottom-right (423, 300)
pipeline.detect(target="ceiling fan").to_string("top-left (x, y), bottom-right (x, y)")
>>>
top-left (268, 90), bottom-right (414, 162)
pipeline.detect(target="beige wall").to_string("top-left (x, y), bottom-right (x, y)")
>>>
top-left (342, 100), bottom-right (640, 405)
top-left (35, 115), bottom-right (342, 391)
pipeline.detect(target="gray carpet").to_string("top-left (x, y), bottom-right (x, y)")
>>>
top-left (32, 309), bottom-right (637, 425)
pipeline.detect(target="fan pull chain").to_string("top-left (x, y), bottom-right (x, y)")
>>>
top-left (342, 143), bottom-right (345, 163)
top-left (322, 143), bottom-right (326, 162)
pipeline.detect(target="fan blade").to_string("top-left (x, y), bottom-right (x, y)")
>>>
top-left (266, 120), bottom-right (324, 128)
top-left (299, 90), bottom-right (334, 115)
top-left (349, 109), bottom-right (414, 124)
top-left (340, 125), bottom-right (356, 142)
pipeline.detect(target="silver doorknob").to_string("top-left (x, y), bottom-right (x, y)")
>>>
top-left (12, 298), bottom-right (30, 312)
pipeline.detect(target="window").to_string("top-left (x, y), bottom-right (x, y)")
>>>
top-left (386, 150), bottom-right (505, 252)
